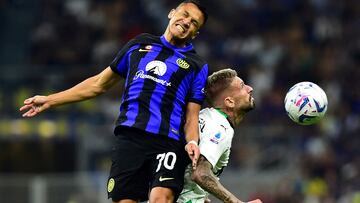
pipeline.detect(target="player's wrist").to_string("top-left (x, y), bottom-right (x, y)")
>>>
top-left (185, 140), bottom-right (198, 151)
top-left (187, 140), bottom-right (198, 146)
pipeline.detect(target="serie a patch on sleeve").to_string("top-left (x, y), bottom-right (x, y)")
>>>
top-left (210, 132), bottom-right (222, 144)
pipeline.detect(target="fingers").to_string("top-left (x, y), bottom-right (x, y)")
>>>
top-left (21, 105), bottom-right (40, 117)
top-left (24, 97), bottom-right (35, 104)
top-left (20, 97), bottom-right (36, 112)
top-left (22, 108), bottom-right (35, 117)
top-left (192, 147), bottom-right (200, 170)
top-left (185, 143), bottom-right (200, 170)
top-left (192, 157), bottom-right (197, 170)
top-left (19, 101), bottom-right (37, 117)
top-left (248, 199), bottom-right (262, 203)
top-left (20, 96), bottom-right (46, 117)
top-left (19, 104), bottom-right (32, 112)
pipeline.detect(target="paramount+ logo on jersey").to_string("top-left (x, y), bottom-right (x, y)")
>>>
top-left (146, 60), bottom-right (167, 76)
top-left (133, 60), bottom-right (172, 87)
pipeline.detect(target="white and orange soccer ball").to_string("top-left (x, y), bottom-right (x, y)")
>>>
top-left (284, 82), bottom-right (328, 125)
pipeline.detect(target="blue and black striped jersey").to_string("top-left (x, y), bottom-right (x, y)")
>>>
top-left (110, 33), bottom-right (208, 141)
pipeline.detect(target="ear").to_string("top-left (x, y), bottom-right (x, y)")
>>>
top-left (168, 9), bottom-right (176, 19)
top-left (224, 97), bottom-right (235, 108)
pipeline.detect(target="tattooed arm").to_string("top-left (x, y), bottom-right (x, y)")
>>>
top-left (191, 155), bottom-right (262, 203)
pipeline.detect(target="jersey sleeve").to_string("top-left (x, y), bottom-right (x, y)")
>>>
top-left (109, 38), bottom-right (139, 78)
top-left (198, 117), bottom-right (228, 168)
top-left (188, 64), bottom-right (208, 104)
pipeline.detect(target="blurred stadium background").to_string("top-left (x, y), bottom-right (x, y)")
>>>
top-left (0, 0), bottom-right (359, 202)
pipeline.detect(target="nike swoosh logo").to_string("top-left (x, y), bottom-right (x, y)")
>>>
top-left (159, 176), bottom-right (174, 182)
top-left (139, 49), bottom-right (152, 52)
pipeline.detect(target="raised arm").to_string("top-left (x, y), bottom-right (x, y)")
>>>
top-left (192, 155), bottom-right (262, 203)
top-left (184, 102), bottom-right (201, 170)
top-left (20, 67), bottom-right (121, 117)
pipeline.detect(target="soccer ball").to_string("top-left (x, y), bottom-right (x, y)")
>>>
top-left (284, 82), bottom-right (328, 125)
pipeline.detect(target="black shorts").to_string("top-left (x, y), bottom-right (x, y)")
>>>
top-left (107, 127), bottom-right (190, 202)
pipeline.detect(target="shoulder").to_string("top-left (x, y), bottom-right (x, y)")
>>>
top-left (199, 108), bottom-right (214, 120)
top-left (184, 50), bottom-right (207, 71)
top-left (199, 108), bottom-right (217, 130)
top-left (132, 33), bottom-right (161, 44)
top-left (200, 108), bottom-right (233, 134)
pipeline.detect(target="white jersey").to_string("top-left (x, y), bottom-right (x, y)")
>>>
top-left (178, 108), bottom-right (234, 203)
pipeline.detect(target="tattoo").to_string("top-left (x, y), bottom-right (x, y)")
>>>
top-left (194, 156), bottom-right (235, 203)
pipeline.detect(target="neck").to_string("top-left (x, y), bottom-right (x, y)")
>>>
top-left (232, 113), bottom-right (244, 126)
top-left (215, 107), bottom-right (244, 126)
top-left (163, 29), bottom-right (187, 47)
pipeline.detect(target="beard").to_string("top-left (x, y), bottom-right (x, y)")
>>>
top-left (245, 97), bottom-right (255, 112)
top-left (244, 103), bottom-right (255, 112)
top-left (235, 103), bottom-right (255, 115)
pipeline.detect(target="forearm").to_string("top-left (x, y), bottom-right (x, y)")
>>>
top-left (47, 76), bottom-right (104, 107)
top-left (195, 173), bottom-right (239, 203)
top-left (184, 116), bottom-right (199, 143)
top-left (193, 157), bottom-right (243, 203)
top-left (184, 102), bottom-right (201, 143)
top-left (46, 67), bottom-right (120, 108)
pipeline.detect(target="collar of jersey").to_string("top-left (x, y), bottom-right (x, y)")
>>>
top-left (215, 108), bottom-right (235, 129)
top-left (215, 108), bottom-right (228, 118)
top-left (160, 35), bottom-right (194, 52)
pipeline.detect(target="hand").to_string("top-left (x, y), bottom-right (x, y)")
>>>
top-left (19, 95), bottom-right (50, 117)
top-left (185, 142), bottom-right (200, 170)
top-left (247, 199), bottom-right (262, 203)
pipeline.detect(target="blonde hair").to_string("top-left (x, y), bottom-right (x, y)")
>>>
top-left (205, 68), bottom-right (237, 105)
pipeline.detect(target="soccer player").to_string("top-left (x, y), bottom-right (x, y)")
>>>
top-left (20, 1), bottom-right (208, 202)
top-left (177, 69), bottom-right (262, 203)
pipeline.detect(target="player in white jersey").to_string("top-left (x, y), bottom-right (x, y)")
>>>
top-left (178, 69), bottom-right (262, 203)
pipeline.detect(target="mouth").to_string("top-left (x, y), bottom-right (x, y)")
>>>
top-left (175, 24), bottom-right (186, 33)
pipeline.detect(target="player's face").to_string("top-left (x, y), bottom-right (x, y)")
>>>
top-left (167, 3), bottom-right (204, 43)
top-left (232, 77), bottom-right (255, 113)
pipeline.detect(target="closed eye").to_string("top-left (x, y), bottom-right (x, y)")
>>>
top-left (240, 82), bottom-right (244, 89)
top-left (183, 11), bottom-right (200, 28)
top-left (191, 20), bottom-right (199, 28)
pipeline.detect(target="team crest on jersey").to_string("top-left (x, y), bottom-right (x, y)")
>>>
top-left (176, 58), bottom-right (190, 69)
top-left (107, 178), bottom-right (115, 193)
top-left (146, 60), bottom-right (167, 76)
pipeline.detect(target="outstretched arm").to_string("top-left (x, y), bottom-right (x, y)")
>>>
top-left (191, 155), bottom-right (262, 203)
top-left (20, 67), bottom-right (121, 117)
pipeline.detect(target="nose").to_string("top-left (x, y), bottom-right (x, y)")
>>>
top-left (183, 18), bottom-right (191, 28)
top-left (247, 85), bottom-right (253, 93)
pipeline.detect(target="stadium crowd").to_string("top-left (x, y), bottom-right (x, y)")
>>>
top-left (1, 0), bottom-right (359, 202)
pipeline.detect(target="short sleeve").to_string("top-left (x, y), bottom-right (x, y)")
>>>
top-left (188, 64), bottom-right (208, 104)
top-left (198, 118), bottom-right (228, 168)
top-left (109, 39), bottom-right (139, 78)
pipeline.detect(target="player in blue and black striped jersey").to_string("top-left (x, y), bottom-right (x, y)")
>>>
top-left (20, 0), bottom-right (208, 202)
